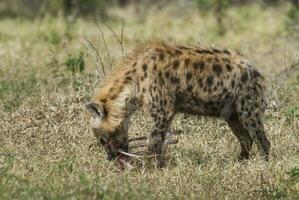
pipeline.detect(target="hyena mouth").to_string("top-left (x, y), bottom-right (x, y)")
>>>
top-left (106, 142), bottom-right (129, 161)
top-left (106, 152), bottom-right (117, 161)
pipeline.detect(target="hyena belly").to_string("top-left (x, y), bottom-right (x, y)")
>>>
top-left (175, 92), bottom-right (235, 118)
top-left (171, 63), bottom-right (237, 118)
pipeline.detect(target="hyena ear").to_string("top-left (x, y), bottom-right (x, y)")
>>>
top-left (85, 102), bottom-right (105, 118)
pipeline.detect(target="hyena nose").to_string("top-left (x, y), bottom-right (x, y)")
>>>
top-left (106, 154), bottom-right (113, 161)
top-left (106, 153), bottom-right (115, 161)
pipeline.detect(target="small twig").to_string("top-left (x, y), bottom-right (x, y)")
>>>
top-left (128, 136), bottom-right (147, 142)
top-left (80, 41), bottom-right (102, 78)
top-left (118, 150), bottom-right (169, 160)
top-left (81, 36), bottom-right (106, 76)
top-left (118, 150), bottom-right (146, 159)
top-left (120, 19), bottom-right (125, 56)
top-left (102, 20), bottom-right (125, 57)
top-left (129, 139), bottom-right (178, 150)
top-left (129, 143), bottom-right (148, 149)
top-left (95, 22), bottom-right (113, 67)
top-left (118, 158), bottom-right (134, 170)
top-left (131, 150), bottom-right (148, 155)
top-left (128, 130), bottom-right (180, 143)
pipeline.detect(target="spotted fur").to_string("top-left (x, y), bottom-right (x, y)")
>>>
top-left (86, 42), bottom-right (270, 166)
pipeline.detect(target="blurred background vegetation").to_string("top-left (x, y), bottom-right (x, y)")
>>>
top-left (0, 1), bottom-right (298, 18)
top-left (0, 0), bottom-right (298, 34)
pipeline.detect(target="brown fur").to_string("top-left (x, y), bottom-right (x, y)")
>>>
top-left (87, 42), bottom-right (270, 166)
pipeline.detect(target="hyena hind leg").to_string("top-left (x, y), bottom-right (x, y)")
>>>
top-left (238, 113), bottom-right (271, 161)
top-left (226, 113), bottom-right (253, 161)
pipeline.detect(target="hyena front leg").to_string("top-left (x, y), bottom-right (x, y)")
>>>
top-left (148, 105), bottom-right (175, 168)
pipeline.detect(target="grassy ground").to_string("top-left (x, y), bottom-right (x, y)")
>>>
top-left (0, 2), bottom-right (299, 200)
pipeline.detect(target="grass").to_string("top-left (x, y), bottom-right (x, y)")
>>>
top-left (0, 2), bottom-right (299, 199)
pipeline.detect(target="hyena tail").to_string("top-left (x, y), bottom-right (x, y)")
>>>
top-left (236, 70), bottom-right (270, 160)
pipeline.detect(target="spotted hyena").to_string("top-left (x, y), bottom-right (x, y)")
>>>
top-left (86, 42), bottom-right (270, 167)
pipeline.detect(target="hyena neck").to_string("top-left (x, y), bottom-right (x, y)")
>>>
top-left (91, 50), bottom-right (141, 132)
top-left (92, 81), bottom-right (138, 132)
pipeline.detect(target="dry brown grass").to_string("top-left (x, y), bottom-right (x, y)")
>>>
top-left (0, 2), bottom-right (299, 199)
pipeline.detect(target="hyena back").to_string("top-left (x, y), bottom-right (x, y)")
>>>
top-left (86, 42), bottom-right (270, 167)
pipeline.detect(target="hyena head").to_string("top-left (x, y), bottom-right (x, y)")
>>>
top-left (85, 102), bottom-right (129, 160)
